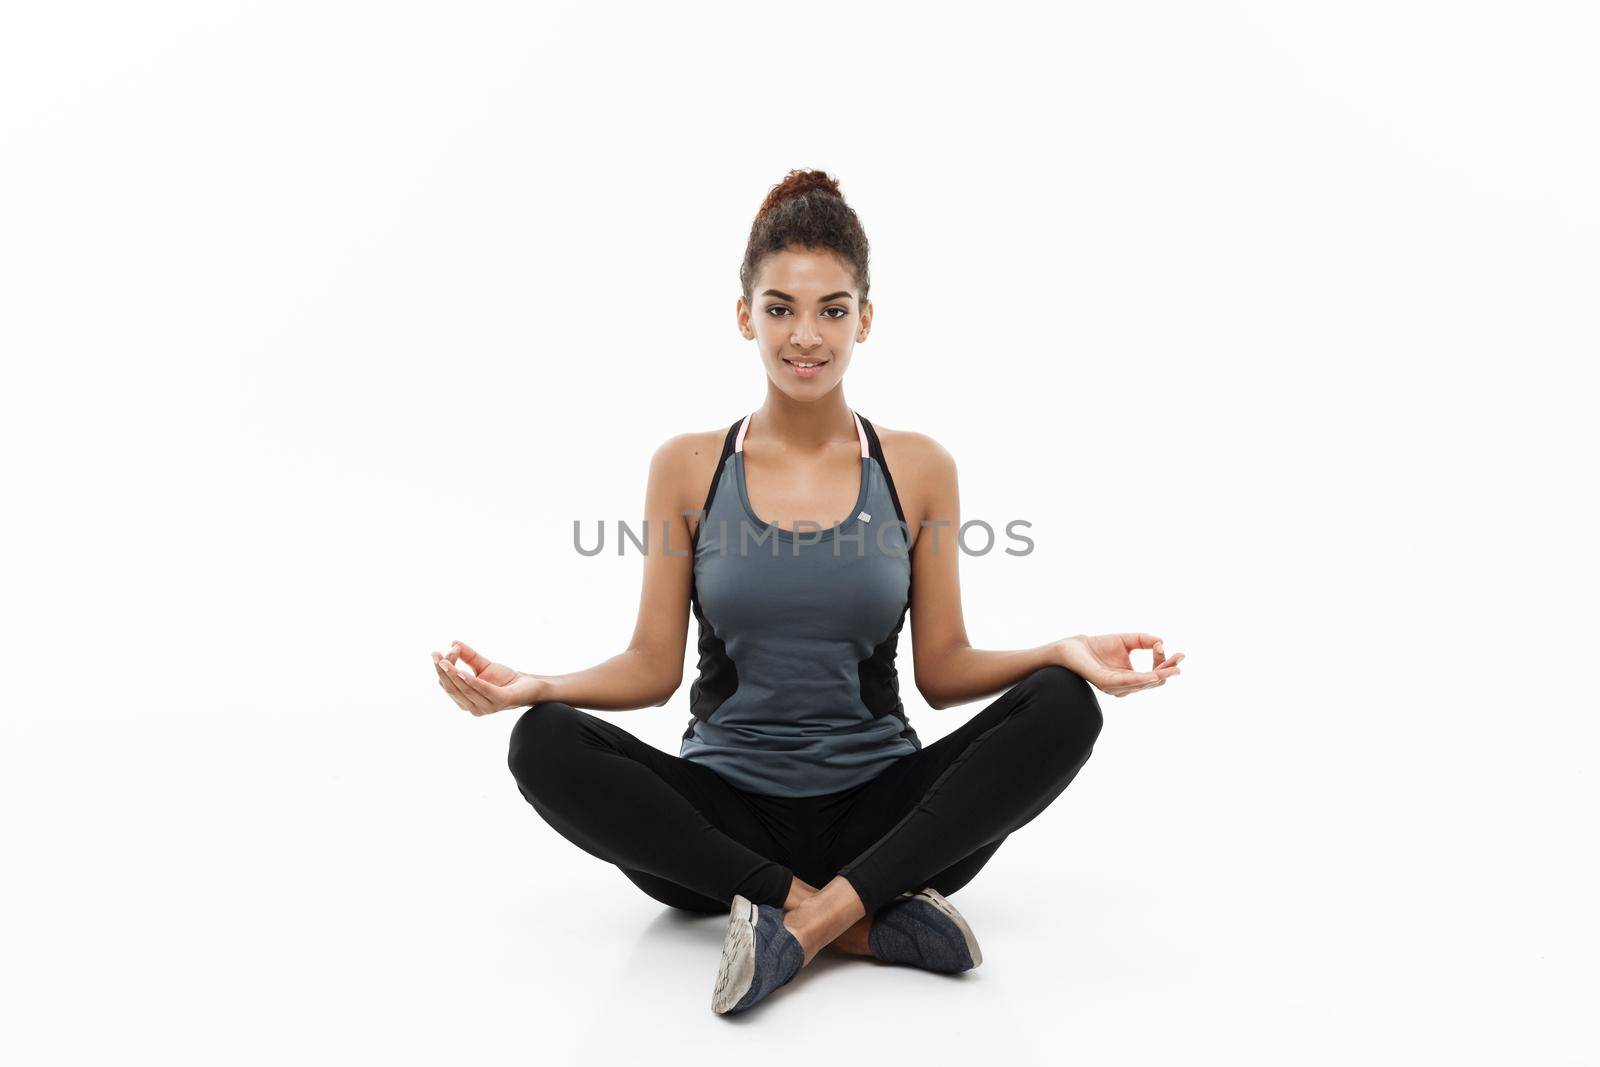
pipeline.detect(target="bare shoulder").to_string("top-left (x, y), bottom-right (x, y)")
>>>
top-left (873, 423), bottom-right (956, 476)
top-left (649, 424), bottom-right (736, 525)
top-left (652, 425), bottom-right (730, 469)
top-left (869, 423), bottom-right (957, 528)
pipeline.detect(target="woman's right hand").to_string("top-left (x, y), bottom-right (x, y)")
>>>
top-left (432, 640), bottom-right (549, 716)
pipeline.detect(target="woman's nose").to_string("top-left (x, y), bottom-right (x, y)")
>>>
top-left (791, 315), bottom-right (822, 346)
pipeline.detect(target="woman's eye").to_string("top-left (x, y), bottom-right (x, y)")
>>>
top-left (763, 306), bottom-right (848, 319)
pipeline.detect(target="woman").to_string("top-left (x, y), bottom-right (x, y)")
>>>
top-left (431, 169), bottom-right (1185, 1015)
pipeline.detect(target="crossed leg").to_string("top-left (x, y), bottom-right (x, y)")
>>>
top-left (783, 665), bottom-right (1105, 962)
top-left (508, 667), bottom-right (1102, 965)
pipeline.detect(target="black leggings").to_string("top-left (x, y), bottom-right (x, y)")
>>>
top-left (506, 664), bottom-right (1103, 915)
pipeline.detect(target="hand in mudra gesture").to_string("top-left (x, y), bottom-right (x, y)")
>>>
top-left (432, 641), bottom-right (546, 716)
top-left (1055, 633), bottom-right (1184, 698)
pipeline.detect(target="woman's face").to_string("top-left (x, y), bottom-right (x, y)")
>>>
top-left (738, 246), bottom-right (872, 400)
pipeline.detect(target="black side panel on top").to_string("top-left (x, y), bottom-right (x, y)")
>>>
top-left (685, 590), bottom-right (739, 731)
top-left (857, 414), bottom-right (917, 746)
top-left (683, 418), bottom-right (744, 738)
top-left (857, 602), bottom-right (919, 748)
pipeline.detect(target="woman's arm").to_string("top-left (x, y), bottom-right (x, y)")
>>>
top-left (900, 433), bottom-right (1182, 710)
top-left (432, 433), bottom-right (703, 715)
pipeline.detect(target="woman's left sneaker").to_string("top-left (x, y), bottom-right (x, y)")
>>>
top-left (867, 886), bottom-right (983, 973)
top-left (710, 894), bottom-right (805, 1015)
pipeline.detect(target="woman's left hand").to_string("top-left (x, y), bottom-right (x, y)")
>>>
top-left (1054, 633), bottom-right (1184, 698)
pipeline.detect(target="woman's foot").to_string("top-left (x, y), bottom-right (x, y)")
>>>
top-left (710, 895), bottom-right (805, 1015)
top-left (783, 875), bottom-right (820, 910)
top-left (776, 876), bottom-right (868, 965)
top-left (783, 877), bottom-right (874, 956)
top-left (866, 887), bottom-right (983, 973)
top-left (826, 915), bottom-right (874, 955)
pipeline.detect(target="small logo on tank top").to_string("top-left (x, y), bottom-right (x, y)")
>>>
top-left (858, 511), bottom-right (872, 522)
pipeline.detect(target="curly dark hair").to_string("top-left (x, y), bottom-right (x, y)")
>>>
top-left (739, 168), bottom-right (871, 306)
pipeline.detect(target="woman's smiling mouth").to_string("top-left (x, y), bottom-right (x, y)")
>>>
top-left (783, 356), bottom-right (829, 379)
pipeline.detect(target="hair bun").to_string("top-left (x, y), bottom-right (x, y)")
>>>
top-left (753, 169), bottom-right (843, 229)
top-left (739, 167), bottom-right (870, 304)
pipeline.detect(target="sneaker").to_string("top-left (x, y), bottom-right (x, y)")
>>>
top-left (710, 894), bottom-right (805, 1015)
top-left (867, 886), bottom-right (983, 973)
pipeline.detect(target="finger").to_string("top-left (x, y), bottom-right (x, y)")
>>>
top-left (434, 648), bottom-right (467, 678)
top-left (1111, 678), bottom-right (1162, 698)
top-left (443, 661), bottom-right (493, 714)
top-left (1090, 644), bottom-right (1135, 672)
top-left (1116, 633), bottom-right (1161, 672)
top-left (436, 672), bottom-right (471, 713)
top-left (439, 660), bottom-right (492, 715)
top-left (453, 664), bottom-right (508, 711)
top-left (1098, 667), bottom-right (1160, 690)
top-left (435, 660), bottom-right (472, 709)
top-left (1156, 650), bottom-right (1185, 670)
top-left (446, 670), bottom-right (490, 716)
top-left (452, 640), bottom-right (493, 675)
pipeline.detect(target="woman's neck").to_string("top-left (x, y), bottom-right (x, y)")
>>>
top-left (751, 390), bottom-right (855, 450)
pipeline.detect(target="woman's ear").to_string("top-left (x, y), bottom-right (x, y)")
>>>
top-left (736, 296), bottom-right (755, 340)
top-left (857, 299), bottom-right (872, 342)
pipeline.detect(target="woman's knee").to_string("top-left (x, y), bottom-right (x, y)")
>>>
top-left (1022, 665), bottom-right (1104, 748)
top-left (507, 701), bottom-right (584, 789)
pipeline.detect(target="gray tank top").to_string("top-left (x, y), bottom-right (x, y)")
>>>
top-left (678, 410), bottom-right (920, 797)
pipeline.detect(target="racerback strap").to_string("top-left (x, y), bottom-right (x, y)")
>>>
top-left (857, 415), bottom-right (907, 529)
top-left (691, 418), bottom-right (744, 549)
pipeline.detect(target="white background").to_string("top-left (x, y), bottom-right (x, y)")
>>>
top-left (3, 1), bottom-right (1596, 1063)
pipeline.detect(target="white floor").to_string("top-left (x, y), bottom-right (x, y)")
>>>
top-left (5, 1), bottom-right (1597, 1062)
top-left (4, 693), bottom-right (1592, 1066)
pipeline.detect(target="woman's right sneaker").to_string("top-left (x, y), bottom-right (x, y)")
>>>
top-left (710, 894), bottom-right (805, 1015)
top-left (866, 887), bottom-right (983, 973)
